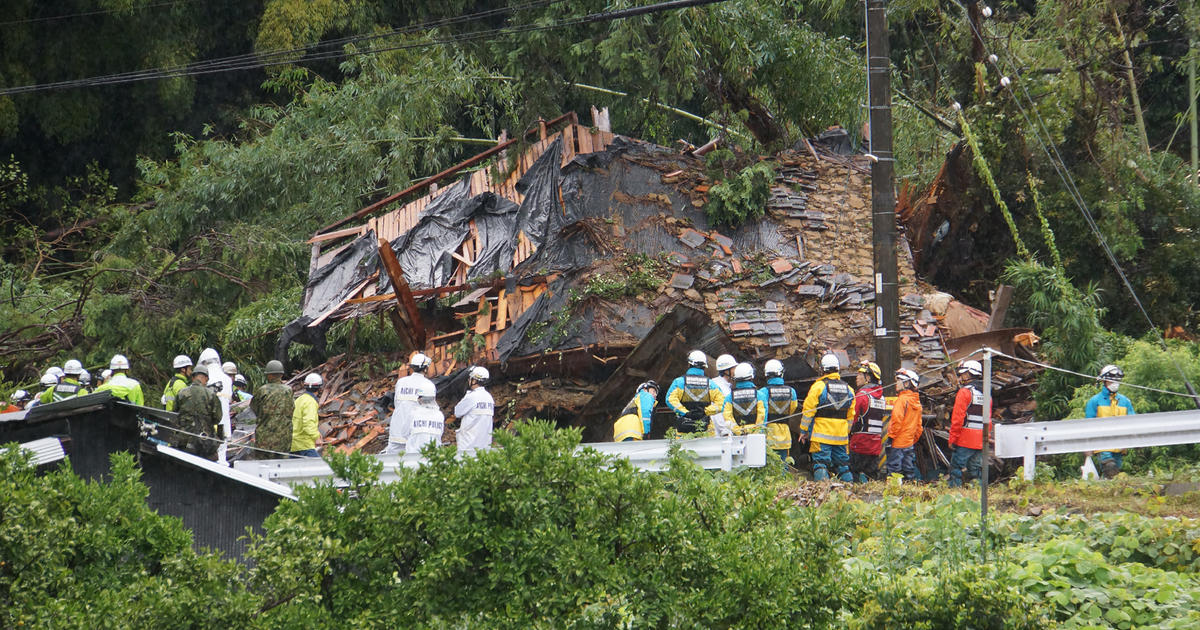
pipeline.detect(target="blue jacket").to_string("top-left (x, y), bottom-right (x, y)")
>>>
top-left (1085, 388), bottom-right (1135, 418)
top-left (666, 367), bottom-right (724, 417)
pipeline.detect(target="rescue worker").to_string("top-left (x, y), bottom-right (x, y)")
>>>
top-left (454, 366), bottom-right (495, 452)
top-left (666, 350), bottom-right (724, 434)
top-left (614, 380), bottom-right (659, 441)
top-left (249, 360), bottom-right (294, 458)
top-left (849, 361), bottom-right (888, 483)
top-left (759, 359), bottom-right (797, 463)
top-left (291, 373), bottom-right (323, 457)
top-left (710, 354), bottom-right (737, 437)
top-left (46, 366), bottom-right (64, 383)
top-left (197, 348), bottom-right (232, 463)
top-left (948, 359), bottom-right (987, 487)
top-left (887, 368), bottom-right (923, 481)
top-left (799, 353), bottom-right (855, 482)
top-left (99, 369), bottom-right (112, 387)
top-left (232, 374), bottom-right (253, 404)
top-left (4, 390), bottom-right (30, 412)
top-left (39, 359), bottom-right (85, 404)
top-left (161, 355), bottom-right (192, 411)
top-left (173, 365), bottom-right (222, 458)
top-left (384, 353), bottom-right (436, 455)
top-left (1084, 364), bottom-right (1136, 478)
top-left (723, 362), bottom-right (765, 437)
top-left (94, 354), bottom-right (145, 406)
top-left (79, 369), bottom-right (92, 393)
top-left (405, 381), bottom-right (445, 455)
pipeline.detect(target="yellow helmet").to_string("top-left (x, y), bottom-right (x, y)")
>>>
top-left (857, 360), bottom-right (881, 382)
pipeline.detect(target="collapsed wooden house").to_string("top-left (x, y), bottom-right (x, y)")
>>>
top-left (281, 110), bottom-right (1041, 465)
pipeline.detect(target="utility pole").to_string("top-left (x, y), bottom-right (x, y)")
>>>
top-left (866, 0), bottom-right (900, 385)
top-left (1190, 1), bottom-right (1198, 185)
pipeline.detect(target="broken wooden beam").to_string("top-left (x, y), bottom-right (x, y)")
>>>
top-left (377, 237), bottom-right (427, 349)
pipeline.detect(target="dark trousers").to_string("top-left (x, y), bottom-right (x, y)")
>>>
top-left (849, 451), bottom-right (881, 483)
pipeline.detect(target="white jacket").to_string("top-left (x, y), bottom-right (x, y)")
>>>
top-left (454, 387), bottom-right (495, 450)
top-left (404, 405), bottom-right (445, 455)
top-left (389, 373), bottom-right (435, 445)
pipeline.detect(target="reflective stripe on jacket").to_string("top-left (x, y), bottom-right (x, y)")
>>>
top-left (722, 383), bottom-right (764, 434)
top-left (666, 368), bottom-right (723, 417)
top-left (162, 374), bottom-right (188, 411)
top-left (949, 382), bottom-right (986, 450)
top-left (759, 378), bottom-right (796, 451)
top-left (800, 373), bottom-right (855, 446)
top-left (849, 383), bottom-right (888, 455)
top-left (96, 373), bottom-right (145, 406)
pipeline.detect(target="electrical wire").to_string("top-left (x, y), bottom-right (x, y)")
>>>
top-left (949, 2), bottom-right (1200, 406)
top-left (985, 348), bottom-right (1199, 399)
top-left (0, 0), bottom-right (565, 94)
top-left (0, 0), bottom-right (727, 97)
top-left (0, 0), bottom-right (198, 27)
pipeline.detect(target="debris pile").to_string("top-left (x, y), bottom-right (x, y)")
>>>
top-left (285, 113), bottom-right (1046, 454)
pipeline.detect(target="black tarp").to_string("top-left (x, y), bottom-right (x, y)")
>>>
top-left (386, 181), bottom-right (521, 291)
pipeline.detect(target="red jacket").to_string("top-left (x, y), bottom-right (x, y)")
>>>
top-left (849, 383), bottom-right (886, 455)
top-left (949, 382), bottom-right (988, 450)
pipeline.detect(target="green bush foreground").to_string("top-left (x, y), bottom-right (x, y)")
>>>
top-left (3, 423), bottom-right (1197, 628)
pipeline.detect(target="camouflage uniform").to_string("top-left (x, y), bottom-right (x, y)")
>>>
top-left (174, 380), bottom-right (222, 458)
top-left (250, 382), bottom-right (295, 458)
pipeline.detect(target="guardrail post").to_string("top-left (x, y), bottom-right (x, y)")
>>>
top-left (1023, 438), bottom-right (1037, 481)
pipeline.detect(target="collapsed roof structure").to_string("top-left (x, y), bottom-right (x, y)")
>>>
top-left (281, 110), bottom-right (1040, 457)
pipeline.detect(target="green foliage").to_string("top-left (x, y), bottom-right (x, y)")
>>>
top-left (702, 150), bottom-right (774, 227)
top-left (1003, 259), bottom-right (1105, 418)
top-left (581, 253), bottom-right (665, 300)
top-left (245, 421), bottom-right (850, 627)
top-left (0, 449), bottom-right (256, 628)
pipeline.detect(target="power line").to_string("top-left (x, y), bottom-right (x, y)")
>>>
top-left (0, 0), bottom-right (727, 97)
top-left (0, 0), bottom-right (197, 27)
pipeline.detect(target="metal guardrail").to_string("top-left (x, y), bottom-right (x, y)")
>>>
top-left (233, 434), bottom-right (768, 490)
top-left (994, 410), bottom-right (1200, 480)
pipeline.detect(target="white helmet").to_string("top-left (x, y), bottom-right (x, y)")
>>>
top-left (733, 362), bottom-right (755, 381)
top-left (48, 366), bottom-right (64, 379)
top-left (40, 373), bottom-right (59, 387)
top-left (410, 352), bottom-right (432, 370)
top-left (172, 355), bottom-right (193, 369)
top-left (198, 348), bottom-right (220, 365)
top-left (63, 359), bottom-right (83, 376)
top-left (468, 366), bottom-right (490, 382)
top-left (820, 353), bottom-right (840, 372)
top-left (222, 361), bottom-right (238, 376)
top-left (233, 374), bottom-right (248, 388)
top-left (896, 368), bottom-right (920, 388)
top-left (958, 360), bottom-right (983, 378)
top-left (109, 354), bottom-right (130, 371)
top-left (11, 389), bottom-right (29, 403)
top-left (764, 359), bottom-right (784, 377)
top-left (416, 381), bottom-right (437, 401)
top-left (303, 373), bottom-right (323, 387)
top-left (100, 369), bottom-right (112, 381)
top-left (715, 354), bottom-right (737, 372)
top-left (687, 350), bottom-right (708, 368)
top-left (1099, 364), bottom-right (1124, 380)
top-left (79, 369), bottom-right (91, 385)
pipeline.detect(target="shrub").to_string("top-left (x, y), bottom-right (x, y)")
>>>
top-left (245, 421), bottom-right (851, 627)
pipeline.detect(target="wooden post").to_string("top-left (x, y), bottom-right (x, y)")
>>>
top-left (986, 284), bottom-right (1014, 331)
top-left (867, 0), bottom-right (900, 386)
top-left (377, 237), bottom-right (427, 350)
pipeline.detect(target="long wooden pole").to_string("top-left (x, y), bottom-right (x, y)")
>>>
top-left (866, 0), bottom-right (900, 384)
